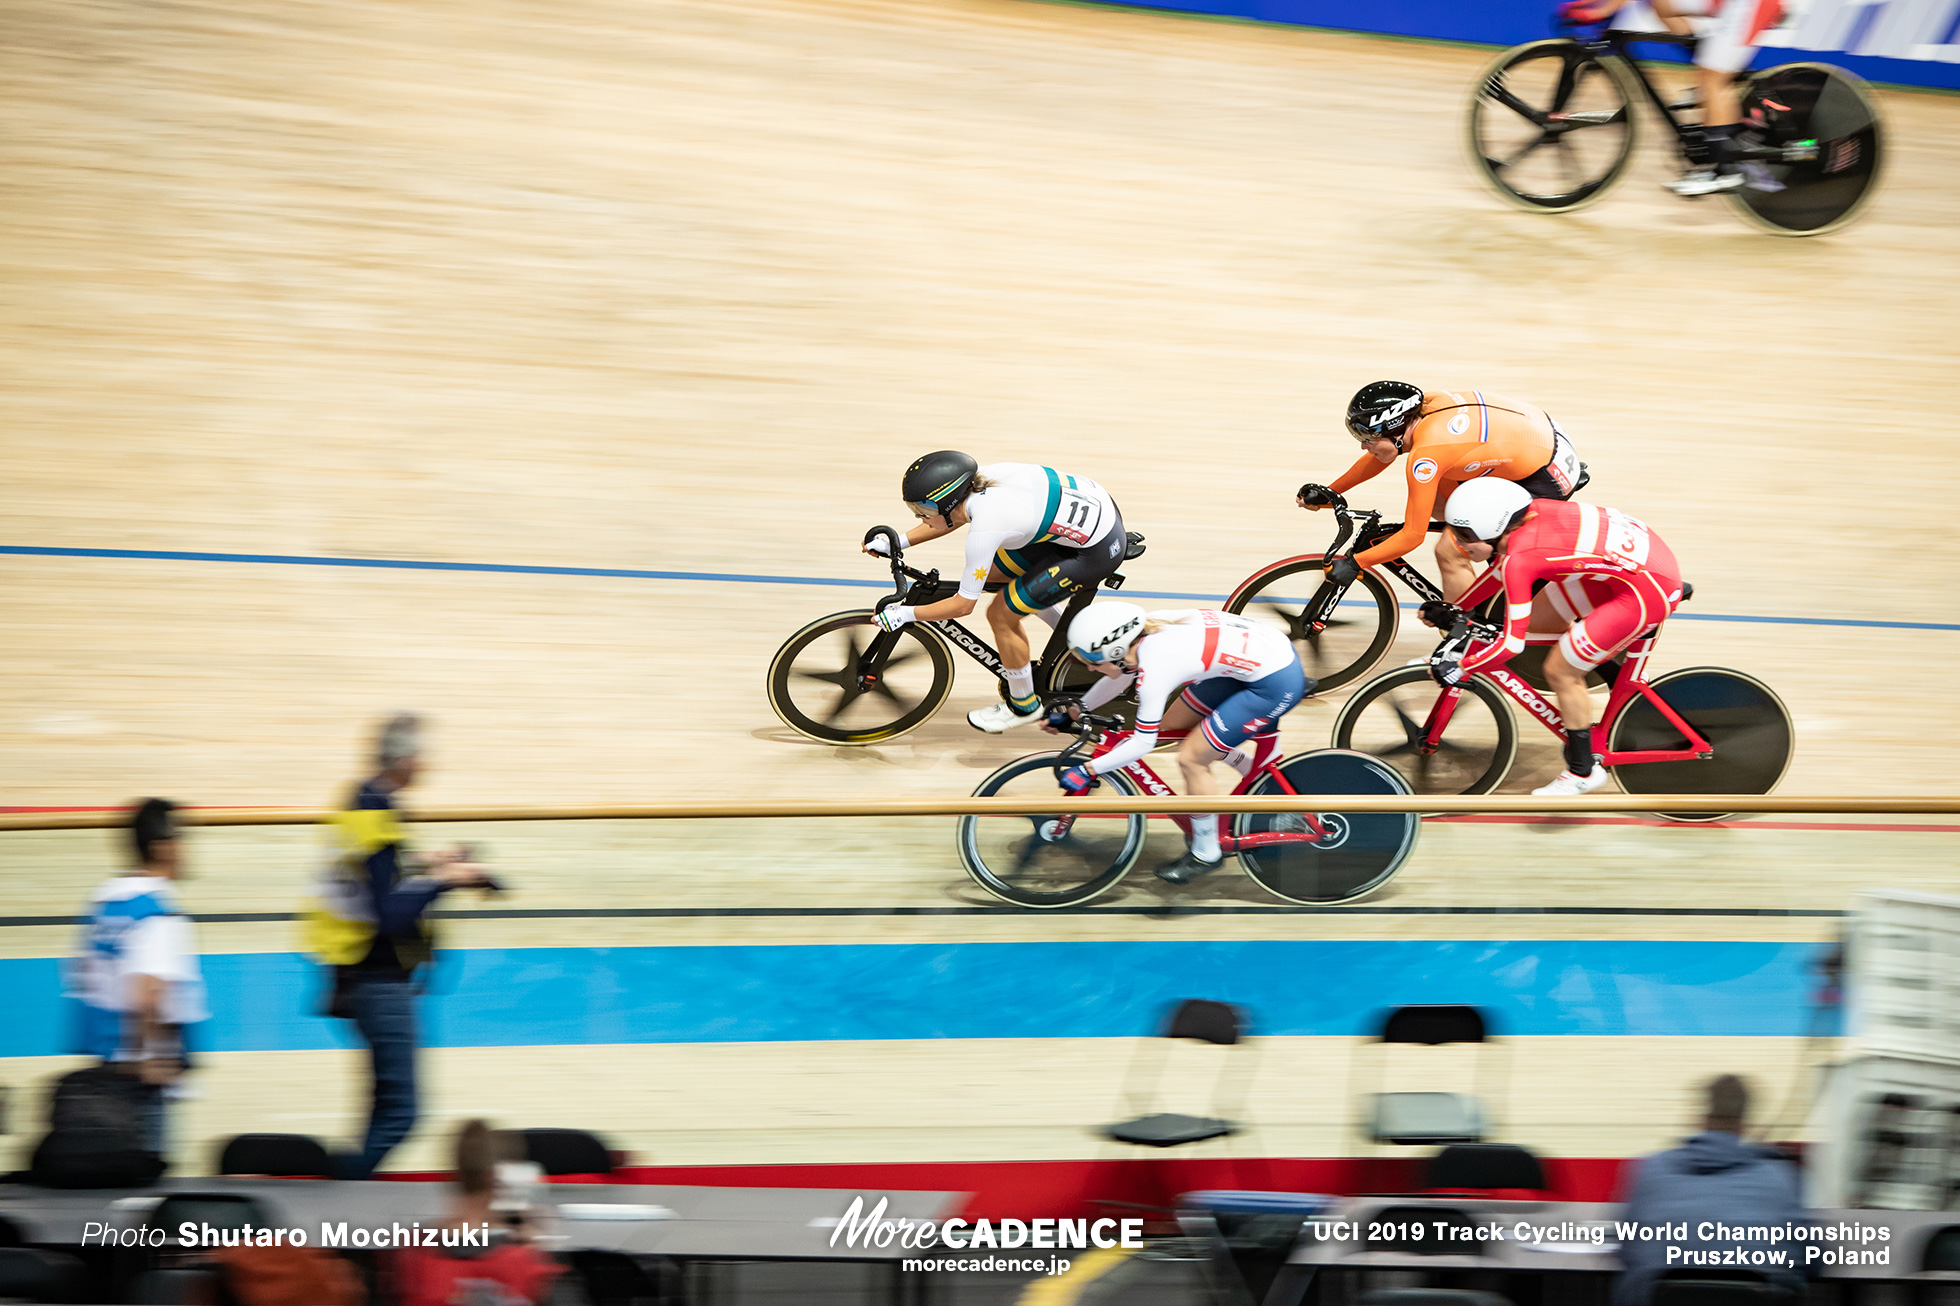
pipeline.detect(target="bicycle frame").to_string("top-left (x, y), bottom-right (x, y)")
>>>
top-left (1565, 26), bottom-right (1816, 168)
top-left (1053, 725), bottom-right (1334, 852)
top-left (1422, 625), bottom-right (1713, 766)
top-left (1298, 500), bottom-right (1446, 630)
top-left (850, 545), bottom-right (1102, 694)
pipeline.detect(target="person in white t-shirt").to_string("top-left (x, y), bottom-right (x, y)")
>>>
top-left (866, 451), bottom-right (1129, 732)
top-left (66, 798), bottom-right (209, 1156)
top-left (1057, 604), bottom-right (1313, 884)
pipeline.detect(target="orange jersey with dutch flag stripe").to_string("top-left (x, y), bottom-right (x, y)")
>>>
top-left (1329, 390), bottom-right (1558, 570)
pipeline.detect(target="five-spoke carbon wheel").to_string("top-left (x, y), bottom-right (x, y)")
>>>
top-left (767, 611), bottom-right (955, 745)
top-left (1332, 665), bottom-right (1519, 796)
top-left (959, 753), bottom-right (1147, 908)
top-left (1467, 38), bottom-right (1638, 213)
top-left (1224, 555), bottom-right (1400, 693)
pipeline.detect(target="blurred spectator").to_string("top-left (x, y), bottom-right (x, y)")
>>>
top-left (64, 798), bottom-right (208, 1158)
top-left (310, 714), bottom-right (492, 1179)
top-left (1614, 1074), bottom-right (1816, 1306)
top-left (394, 1119), bottom-right (562, 1305)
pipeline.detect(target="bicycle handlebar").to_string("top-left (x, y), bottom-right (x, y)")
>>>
top-left (864, 525), bottom-right (941, 604)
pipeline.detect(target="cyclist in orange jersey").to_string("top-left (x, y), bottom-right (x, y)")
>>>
top-left (1298, 381), bottom-right (1589, 601)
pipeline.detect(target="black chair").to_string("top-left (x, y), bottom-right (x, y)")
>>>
top-left (562, 1249), bottom-right (673, 1305)
top-left (514, 1127), bottom-right (615, 1176)
top-left (0, 1247), bottom-right (87, 1302)
top-left (1105, 999), bottom-right (1250, 1148)
top-left (1652, 1270), bottom-right (1795, 1306)
top-left (216, 1132), bottom-right (333, 1178)
top-left (1382, 1006), bottom-right (1488, 1046)
top-left (1924, 1224), bottom-right (1960, 1272)
top-left (1355, 1005), bottom-right (1504, 1147)
top-left (147, 1192), bottom-right (274, 1243)
top-left (1425, 1143), bottom-right (1548, 1192)
top-left (126, 1267), bottom-right (224, 1304)
top-left (1361, 1204), bottom-right (1486, 1257)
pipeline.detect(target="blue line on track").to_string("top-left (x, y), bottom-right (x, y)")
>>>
top-left (4, 544), bottom-right (1955, 633)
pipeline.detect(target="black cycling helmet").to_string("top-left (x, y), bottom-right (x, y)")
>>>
top-left (1346, 380), bottom-right (1425, 444)
top-left (901, 450), bottom-right (979, 519)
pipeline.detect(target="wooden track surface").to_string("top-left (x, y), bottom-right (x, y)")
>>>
top-left (1, 0), bottom-right (1958, 812)
top-left (2, 0), bottom-right (1957, 1175)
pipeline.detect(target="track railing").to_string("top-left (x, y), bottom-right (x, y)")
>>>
top-left (3, 795), bottom-right (1958, 831)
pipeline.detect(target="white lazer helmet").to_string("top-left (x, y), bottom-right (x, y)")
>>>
top-left (1068, 601), bottom-right (1148, 665)
top-left (1444, 477), bottom-right (1533, 545)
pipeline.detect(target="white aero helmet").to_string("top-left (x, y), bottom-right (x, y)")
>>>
top-left (1445, 477), bottom-right (1533, 545)
top-left (1068, 601), bottom-right (1148, 665)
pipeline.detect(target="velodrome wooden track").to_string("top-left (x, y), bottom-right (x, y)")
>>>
top-left (3, 0), bottom-right (1959, 1175)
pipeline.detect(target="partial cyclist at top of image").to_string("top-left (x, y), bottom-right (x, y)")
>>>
top-left (1468, 0), bottom-right (1883, 233)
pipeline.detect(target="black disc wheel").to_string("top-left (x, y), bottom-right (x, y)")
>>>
top-left (767, 611), bottom-right (954, 745)
top-left (1235, 750), bottom-right (1419, 905)
top-left (1332, 665), bottom-right (1519, 796)
top-left (1224, 555), bottom-right (1399, 693)
top-left (1467, 38), bottom-right (1638, 213)
top-left (1728, 63), bottom-right (1883, 237)
top-left (958, 754), bottom-right (1146, 908)
top-left (1607, 668), bottom-right (1794, 822)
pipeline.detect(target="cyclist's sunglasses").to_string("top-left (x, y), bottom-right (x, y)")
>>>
top-left (909, 500), bottom-right (945, 519)
top-left (1446, 523), bottom-right (1491, 548)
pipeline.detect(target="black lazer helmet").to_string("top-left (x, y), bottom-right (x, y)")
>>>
top-left (1346, 381), bottom-right (1425, 443)
top-left (901, 451), bottom-right (979, 518)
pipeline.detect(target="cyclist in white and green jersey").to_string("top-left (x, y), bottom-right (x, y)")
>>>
top-left (866, 451), bottom-right (1128, 732)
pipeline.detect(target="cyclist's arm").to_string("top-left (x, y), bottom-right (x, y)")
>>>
top-left (1078, 669), bottom-right (1137, 714)
top-left (1328, 450), bottom-right (1388, 496)
top-left (1353, 464), bottom-right (1442, 570)
top-left (1085, 665), bottom-right (1182, 776)
top-left (902, 517), bottom-right (960, 549)
top-left (1458, 560), bottom-right (1532, 676)
top-left (901, 524), bottom-right (1015, 623)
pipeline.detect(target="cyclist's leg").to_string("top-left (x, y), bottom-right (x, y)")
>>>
top-left (1179, 666), bottom-right (1309, 860)
top-left (1539, 575), bottom-right (1674, 790)
top-left (1431, 482), bottom-right (1480, 602)
top-left (983, 543), bottom-right (1059, 713)
top-left (994, 522), bottom-right (1127, 664)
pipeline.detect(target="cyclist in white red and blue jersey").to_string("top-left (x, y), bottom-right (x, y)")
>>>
top-left (865, 452), bottom-right (1127, 733)
top-left (1056, 603), bottom-right (1313, 884)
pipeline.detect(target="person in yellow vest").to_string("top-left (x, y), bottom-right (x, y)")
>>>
top-left (310, 714), bottom-right (492, 1179)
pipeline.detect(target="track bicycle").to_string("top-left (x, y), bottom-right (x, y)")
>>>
top-left (1223, 488), bottom-right (1592, 694)
top-left (1331, 601), bottom-right (1794, 820)
top-left (958, 712), bottom-right (1419, 908)
top-left (767, 526), bottom-right (1146, 745)
top-left (1467, 17), bottom-right (1883, 236)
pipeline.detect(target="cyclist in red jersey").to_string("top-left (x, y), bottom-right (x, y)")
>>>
top-left (1421, 479), bottom-right (1684, 797)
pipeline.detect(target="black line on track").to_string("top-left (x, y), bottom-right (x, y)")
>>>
top-left (0, 905), bottom-right (1846, 927)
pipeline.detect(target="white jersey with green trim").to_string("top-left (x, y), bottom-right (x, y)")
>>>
top-left (956, 463), bottom-right (1118, 601)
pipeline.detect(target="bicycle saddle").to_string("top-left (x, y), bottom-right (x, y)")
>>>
top-left (1680, 581), bottom-right (1694, 603)
top-left (1124, 531), bottom-right (1147, 561)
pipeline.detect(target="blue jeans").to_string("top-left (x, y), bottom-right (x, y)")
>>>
top-left (344, 975), bottom-right (418, 1179)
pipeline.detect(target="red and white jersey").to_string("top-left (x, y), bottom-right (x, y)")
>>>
top-left (1456, 500), bottom-right (1683, 676)
top-left (1080, 610), bottom-right (1296, 771)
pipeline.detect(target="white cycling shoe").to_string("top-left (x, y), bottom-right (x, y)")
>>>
top-left (1665, 167), bottom-right (1744, 197)
top-left (1531, 767), bottom-right (1612, 797)
top-left (967, 700), bottom-right (1044, 733)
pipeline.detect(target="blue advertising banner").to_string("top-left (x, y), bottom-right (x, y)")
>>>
top-left (1112, 0), bottom-right (1960, 90)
